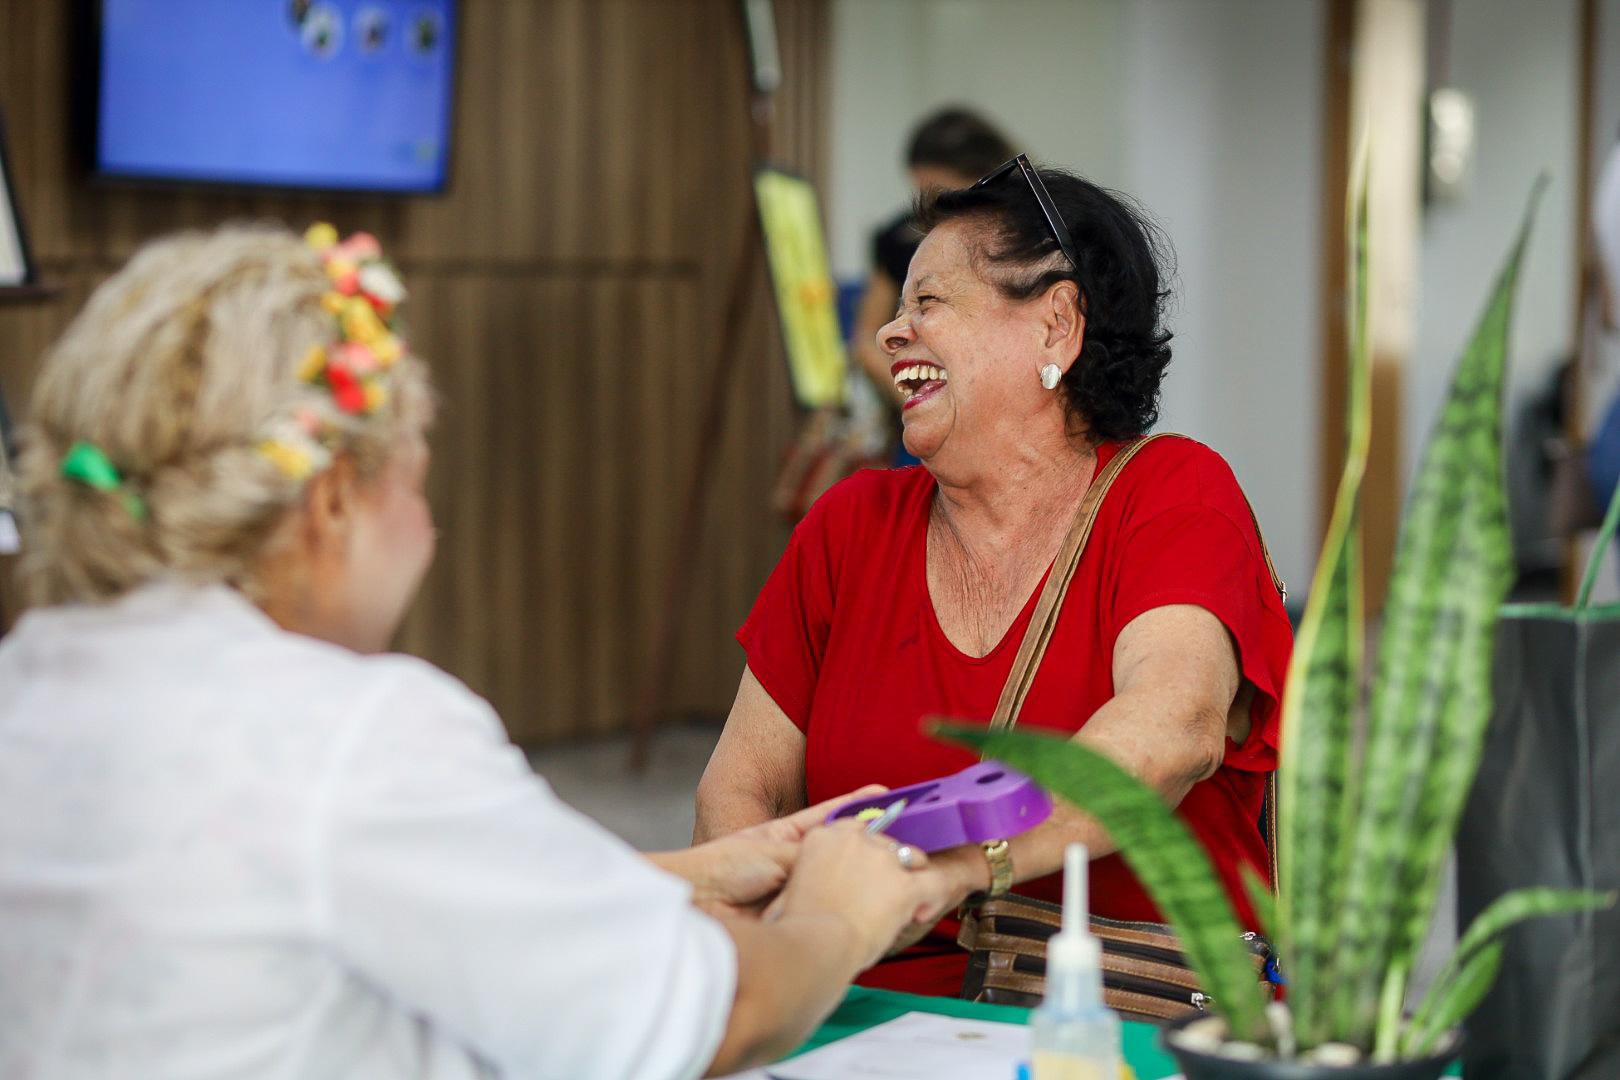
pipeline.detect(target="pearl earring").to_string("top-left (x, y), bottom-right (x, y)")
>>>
top-left (1040, 364), bottom-right (1062, 390)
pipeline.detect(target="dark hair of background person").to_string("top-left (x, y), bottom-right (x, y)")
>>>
top-left (916, 168), bottom-right (1174, 443)
top-left (905, 108), bottom-right (1016, 180)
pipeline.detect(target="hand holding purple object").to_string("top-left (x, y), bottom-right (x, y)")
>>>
top-left (824, 761), bottom-right (1053, 852)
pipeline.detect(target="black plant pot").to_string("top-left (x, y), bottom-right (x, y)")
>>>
top-left (1161, 1014), bottom-right (1460, 1080)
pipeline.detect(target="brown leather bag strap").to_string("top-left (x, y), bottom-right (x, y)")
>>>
top-left (1231, 497), bottom-right (1286, 888)
top-left (1243, 498), bottom-right (1288, 605)
top-left (989, 433), bottom-right (1173, 733)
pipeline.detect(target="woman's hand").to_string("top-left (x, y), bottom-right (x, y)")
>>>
top-left (869, 840), bottom-right (996, 956)
top-left (654, 785), bottom-right (888, 916)
top-left (737, 783), bottom-right (886, 847)
top-left (772, 819), bottom-right (955, 970)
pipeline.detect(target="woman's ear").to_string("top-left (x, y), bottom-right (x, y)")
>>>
top-left (1043, 281), bottom-right (1086, 365)
top-left (252, 455), bottom-right (361, 642)
top-left (300, 455), bottom-right (359, 557)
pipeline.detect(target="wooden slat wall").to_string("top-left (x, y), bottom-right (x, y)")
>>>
top-left (0, 0), bottom-right (829, 743)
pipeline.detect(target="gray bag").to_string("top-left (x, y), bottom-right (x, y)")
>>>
top-left (1457, 491), bottom-right (1620, 1080)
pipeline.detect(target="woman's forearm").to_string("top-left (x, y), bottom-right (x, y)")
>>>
top-left (929, 604), bottom-right (1241, 899)
top-left (703, 911), bottom-right (867, 1076)
top-left (930, 678), bottom-right (1227, 902)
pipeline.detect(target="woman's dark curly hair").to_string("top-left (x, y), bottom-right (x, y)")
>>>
top-left (915, 165), bottom-right (1174, 442)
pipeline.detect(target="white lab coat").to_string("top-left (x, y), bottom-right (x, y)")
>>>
top-left (0, 583), bottom-right (733, 1080)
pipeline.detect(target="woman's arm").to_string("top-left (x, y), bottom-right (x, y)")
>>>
top-left (701, 822), bottom-right (953, 1076)
top-left (927, 602), bottom-right (1244, 900)
top-left (693, 666), bottom-right (808, 842)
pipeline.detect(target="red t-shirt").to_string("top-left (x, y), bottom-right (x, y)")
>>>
top-left (737, 436), bottom-right (1293, 997)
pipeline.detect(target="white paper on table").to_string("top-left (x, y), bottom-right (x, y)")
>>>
top-left (765, 1011), bottom-right (1028, 1080)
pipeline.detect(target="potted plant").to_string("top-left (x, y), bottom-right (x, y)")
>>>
top-left (936, 174), bottom-right (1613, 1077)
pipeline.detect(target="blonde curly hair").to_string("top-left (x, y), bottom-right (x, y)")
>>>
top-left (15, 223), bottom-right (432, 607)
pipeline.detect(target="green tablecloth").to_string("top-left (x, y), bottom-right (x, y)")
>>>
top-left (794, 988), bottom-right (1462, 1078)
top-left (795, 986), bottom-right (1180, 1079)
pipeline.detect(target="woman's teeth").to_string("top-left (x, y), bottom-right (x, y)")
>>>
top-left (894, 364), bottom-right (947, 400)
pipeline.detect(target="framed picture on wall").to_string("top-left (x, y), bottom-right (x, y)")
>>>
top-left (753, 167), bottom-right (847, 410)
top-left (0, 108), bottom-right (35, 288)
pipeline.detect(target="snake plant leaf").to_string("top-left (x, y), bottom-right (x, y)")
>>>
top-left (1276, 149), bottom-right (1371, 1049)
top-left (1401, 886), bottom-right (1616, 1057)
top-left (1403, 940), bottom-right (1505, 1060)
top-left (1277, 535), bottom-right (1360, 1045)
top-left (1333, 182), bottom-right (1541, 1050)
top-left (933, 722), bottom-right (1270, 1045)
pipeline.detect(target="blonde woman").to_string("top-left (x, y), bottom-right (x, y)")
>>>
top-left (0, 225), bottom-right (949, 1080)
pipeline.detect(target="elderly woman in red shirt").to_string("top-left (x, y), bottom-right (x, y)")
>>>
top-left (695, 158), bottom-right (1294, 997)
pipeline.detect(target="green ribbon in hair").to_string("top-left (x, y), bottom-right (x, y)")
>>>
top-left (60, 441), bottom-right (147, 522)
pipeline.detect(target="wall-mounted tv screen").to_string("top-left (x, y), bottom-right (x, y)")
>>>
top-left (92, 0), bottom-right (457, 194)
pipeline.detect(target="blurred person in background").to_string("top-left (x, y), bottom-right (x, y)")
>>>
top-left (1587, 130), bottom-right (1620, 534)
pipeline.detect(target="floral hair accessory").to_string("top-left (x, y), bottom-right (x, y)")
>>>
top-left (257, 225), bottom-right (408, 481)
top-left (61, 441), bottom-right (147, 521)
top-left (255, 409), bottom-right (332, 482)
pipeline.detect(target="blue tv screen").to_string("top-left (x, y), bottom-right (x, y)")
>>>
top-left (93, 0), bottom-right (457, 193)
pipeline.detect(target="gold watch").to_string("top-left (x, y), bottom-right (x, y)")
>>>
top-left (963, 838), bottom-right (1013, 906)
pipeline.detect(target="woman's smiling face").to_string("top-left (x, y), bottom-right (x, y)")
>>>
top-left (878, 220), bottom-right (1048, 467)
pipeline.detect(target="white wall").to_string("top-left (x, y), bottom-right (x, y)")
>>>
top-left (828, 0), bottom-right (1324, 589)
top-left (1409, 0), bottom-right (1579, 563)
top-left (1117, 0), bottom-right (1324, 592)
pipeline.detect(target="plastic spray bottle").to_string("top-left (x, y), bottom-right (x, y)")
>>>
top-left (1029, 843), bottom-right (1121, 1080)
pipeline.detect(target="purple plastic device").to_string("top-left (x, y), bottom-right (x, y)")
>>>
top-left (824, 760), bottom-right (1053, 852)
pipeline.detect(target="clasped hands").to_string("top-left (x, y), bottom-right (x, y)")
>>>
top-left (656, 786), bottom-right (974, 965)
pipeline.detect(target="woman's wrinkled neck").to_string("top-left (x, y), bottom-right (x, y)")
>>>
top-left (929, 422), bottom-right (1098, 545)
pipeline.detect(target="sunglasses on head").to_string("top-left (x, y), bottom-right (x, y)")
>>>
top-left (974, 154), bottom-right (1080, 271)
